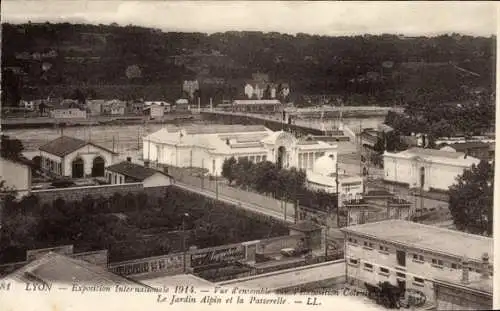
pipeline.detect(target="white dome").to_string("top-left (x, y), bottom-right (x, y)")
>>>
top-left (312, 153), bottom-right (337, 175)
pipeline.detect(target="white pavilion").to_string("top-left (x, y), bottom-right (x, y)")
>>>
top-left (142, 125), bottom-right (337, 176)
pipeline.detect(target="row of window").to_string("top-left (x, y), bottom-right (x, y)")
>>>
top-left (237, 155), bottom-right (267, 163)
top-left (106, 172), bottom-right (124, 184)
top-left (348, 258), bottom-right (426, 284)
top-left (349, 238), bottom-right (488, 274)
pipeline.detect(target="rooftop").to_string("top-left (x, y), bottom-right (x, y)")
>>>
top-left (5, 252), bottom-right (144, 286)
top-left (106, 161), bottom-right (169, 181)
top-left (341, 220), bottom-right (493, 263)
top-left (445, 142), bottom-right (491, 151)
top-left (434, 273), bottom-right (493, 295)
top-left (137, 274), bottom-right (214, 288)
top-left (39, 136), bottom-right (117, 157)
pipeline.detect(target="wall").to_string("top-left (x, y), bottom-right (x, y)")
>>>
top-left (143, 173), bottom-right (174, 188)
top-left (72, 250), bottom-right (109, 267)
top-left (383, 155), bottom-right (474, 191)
top-left (31, 183), bottom-right (146, 204)
top-left (64, 144), bottom-right (117, 177)
top-left (108, 252), bottom-right (185, 277)
top-left (178, 175), bottom-right (296, 219)
top-left (344, 232), bottom-right (491, 305)
top-left (0, 158), bottom-right (31, 194)
top-left (434, 283), bottom-right (493, 311)
top-left (256, 235), bottom-right (304, 255)
top-left (50, 109), bottom-right (87, 119)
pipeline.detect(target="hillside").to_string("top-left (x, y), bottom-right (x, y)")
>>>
top-left (1, 22), bottom-right (496, 106)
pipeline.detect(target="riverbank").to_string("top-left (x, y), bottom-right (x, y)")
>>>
top-left (1, 114), bottom-right (200, 130)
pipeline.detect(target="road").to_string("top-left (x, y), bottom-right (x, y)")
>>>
top-left (174, 182), bottom-right (296, 224)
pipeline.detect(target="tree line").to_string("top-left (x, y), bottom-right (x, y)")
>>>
top-left (0, 187), bottom-right (288, 263)
top-left (1, 22), bottom-right (495, 106)
top-left (221, 157), bottom-right (338, 212)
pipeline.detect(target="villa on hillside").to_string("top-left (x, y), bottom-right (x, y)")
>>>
top-left (142, 125), bottom-right (337, 176)
top-left (38, 136), bottom-right (118, 178)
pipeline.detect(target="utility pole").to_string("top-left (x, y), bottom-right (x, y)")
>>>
top-left (215, 171), bottom-right (219, 200)
top-left (336, 159), bottom-right (340, 227)
top-left (201, 159), bottom-right (205, 189)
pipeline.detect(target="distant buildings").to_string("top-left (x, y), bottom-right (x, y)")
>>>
top-left (49, 99), bottom-right (87, 119)
top-left (38, 136), bottom-right (118, 178)
top-left (383, 148), bottom-right (480, 192)
top-left (225, 99), bottom-right (283, 113)
top-left (341, 220), bottom-right (493, 309)
top-left (143, 104), bottom-right (165, 119)
top-left (105, 158), bottom-right (174, 187)
top-left (440, 142), bottom-right (494, 163)
top-left (102, 99), bottom-right (126, 116)
top-left (143, 125), bottom-right (336, 176)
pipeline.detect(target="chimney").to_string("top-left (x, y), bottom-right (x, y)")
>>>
top-left (481, 253), bottom-right (490, 280)
top-left (461, 257), bottom-right (470, 284)
top-left (126, 157), bottom-right (132, 162)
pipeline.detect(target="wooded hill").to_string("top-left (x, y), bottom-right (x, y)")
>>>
top-left (1, 22), bottom-right (495, 106)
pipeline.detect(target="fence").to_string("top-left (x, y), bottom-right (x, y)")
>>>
top-left (170, 171), bottom-right (296, 219)
top-left (257, 235), bottom-right (303, 255)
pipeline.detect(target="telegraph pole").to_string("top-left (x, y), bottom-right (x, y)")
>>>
top-left (336, 159), bottom-right (340, 227)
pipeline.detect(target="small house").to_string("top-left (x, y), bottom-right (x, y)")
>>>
top-left (143, 105), bottom-right (164, 119)
top-left (105, 158), bottom-right (174, 187)
top-left (49, 99), bottom-right (87, 119)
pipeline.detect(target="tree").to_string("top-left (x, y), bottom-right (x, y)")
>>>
top-left (1, 135), bottom-right (25, 160)
top-left (448, 160), bottom-right (493, 236)
top-left (221, 157), bottom-right (237, 185)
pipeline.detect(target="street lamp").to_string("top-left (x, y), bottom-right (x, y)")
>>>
top-left (181, 213), bottom-right (190, 273)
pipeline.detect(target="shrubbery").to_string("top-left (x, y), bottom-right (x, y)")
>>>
top-left (221, 157), bottom-right (338, 212)
top-left (0, 187), bottom-right (289, 263)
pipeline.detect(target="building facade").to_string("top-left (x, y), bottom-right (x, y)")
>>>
top-left (305, 153), bottom-right (364, 201)
top-left (341, 220), bottom-right (493, 307)
top-left (105, 159), bottom-right (174, 187)
top-left (39, 136), bottom-right (118, 178)
top-left (143, 125), bottom-right (337, 176)
top-left (383, 148), bottom-right (480, 191)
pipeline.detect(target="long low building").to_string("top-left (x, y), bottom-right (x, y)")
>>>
top-left (340, 220), bottom-right (493, 309)
top-left (383, 147), bottom-right (480, 191)
top-left (143, 125), bottom-right (337, 176)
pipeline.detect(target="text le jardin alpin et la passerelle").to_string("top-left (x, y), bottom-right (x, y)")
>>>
top-left (21, 282), bottom-right (324, 306)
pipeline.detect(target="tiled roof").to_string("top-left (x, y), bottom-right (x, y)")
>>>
top-left (39, 136), bottom-right (117, 157)
top-left (106, 161), bottom-right (169, 181)
top-left (39, 136), bottom-right (88, 157)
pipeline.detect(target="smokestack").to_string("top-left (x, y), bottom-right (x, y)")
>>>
top-left (461, 257), bottom-right (470, 285)
top-left (126, 157), bottom-right (131, 162)
top-left (481, 253), bottom-right (490, 280)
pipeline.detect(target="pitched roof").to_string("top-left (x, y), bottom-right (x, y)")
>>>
top-left (39, 136), bottom-right (117, 157)
top-left (5, 252), bottom-right (144, 286)
top-left (106, 161), bottom-right (170, 181)
top-left (39, 136), bottom-right (88, 157)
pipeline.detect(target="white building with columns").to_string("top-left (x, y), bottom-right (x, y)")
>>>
top-left (142, 125), bottom-right (337, 176)
top-left (383, 148), bottom-right (480, 192)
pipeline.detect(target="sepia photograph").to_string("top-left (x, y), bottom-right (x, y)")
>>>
top-left (0, 1), bottom-right (497, 310)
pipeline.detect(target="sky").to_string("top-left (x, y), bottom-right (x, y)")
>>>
top-left (0, 1), bottom-right (498, 37)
